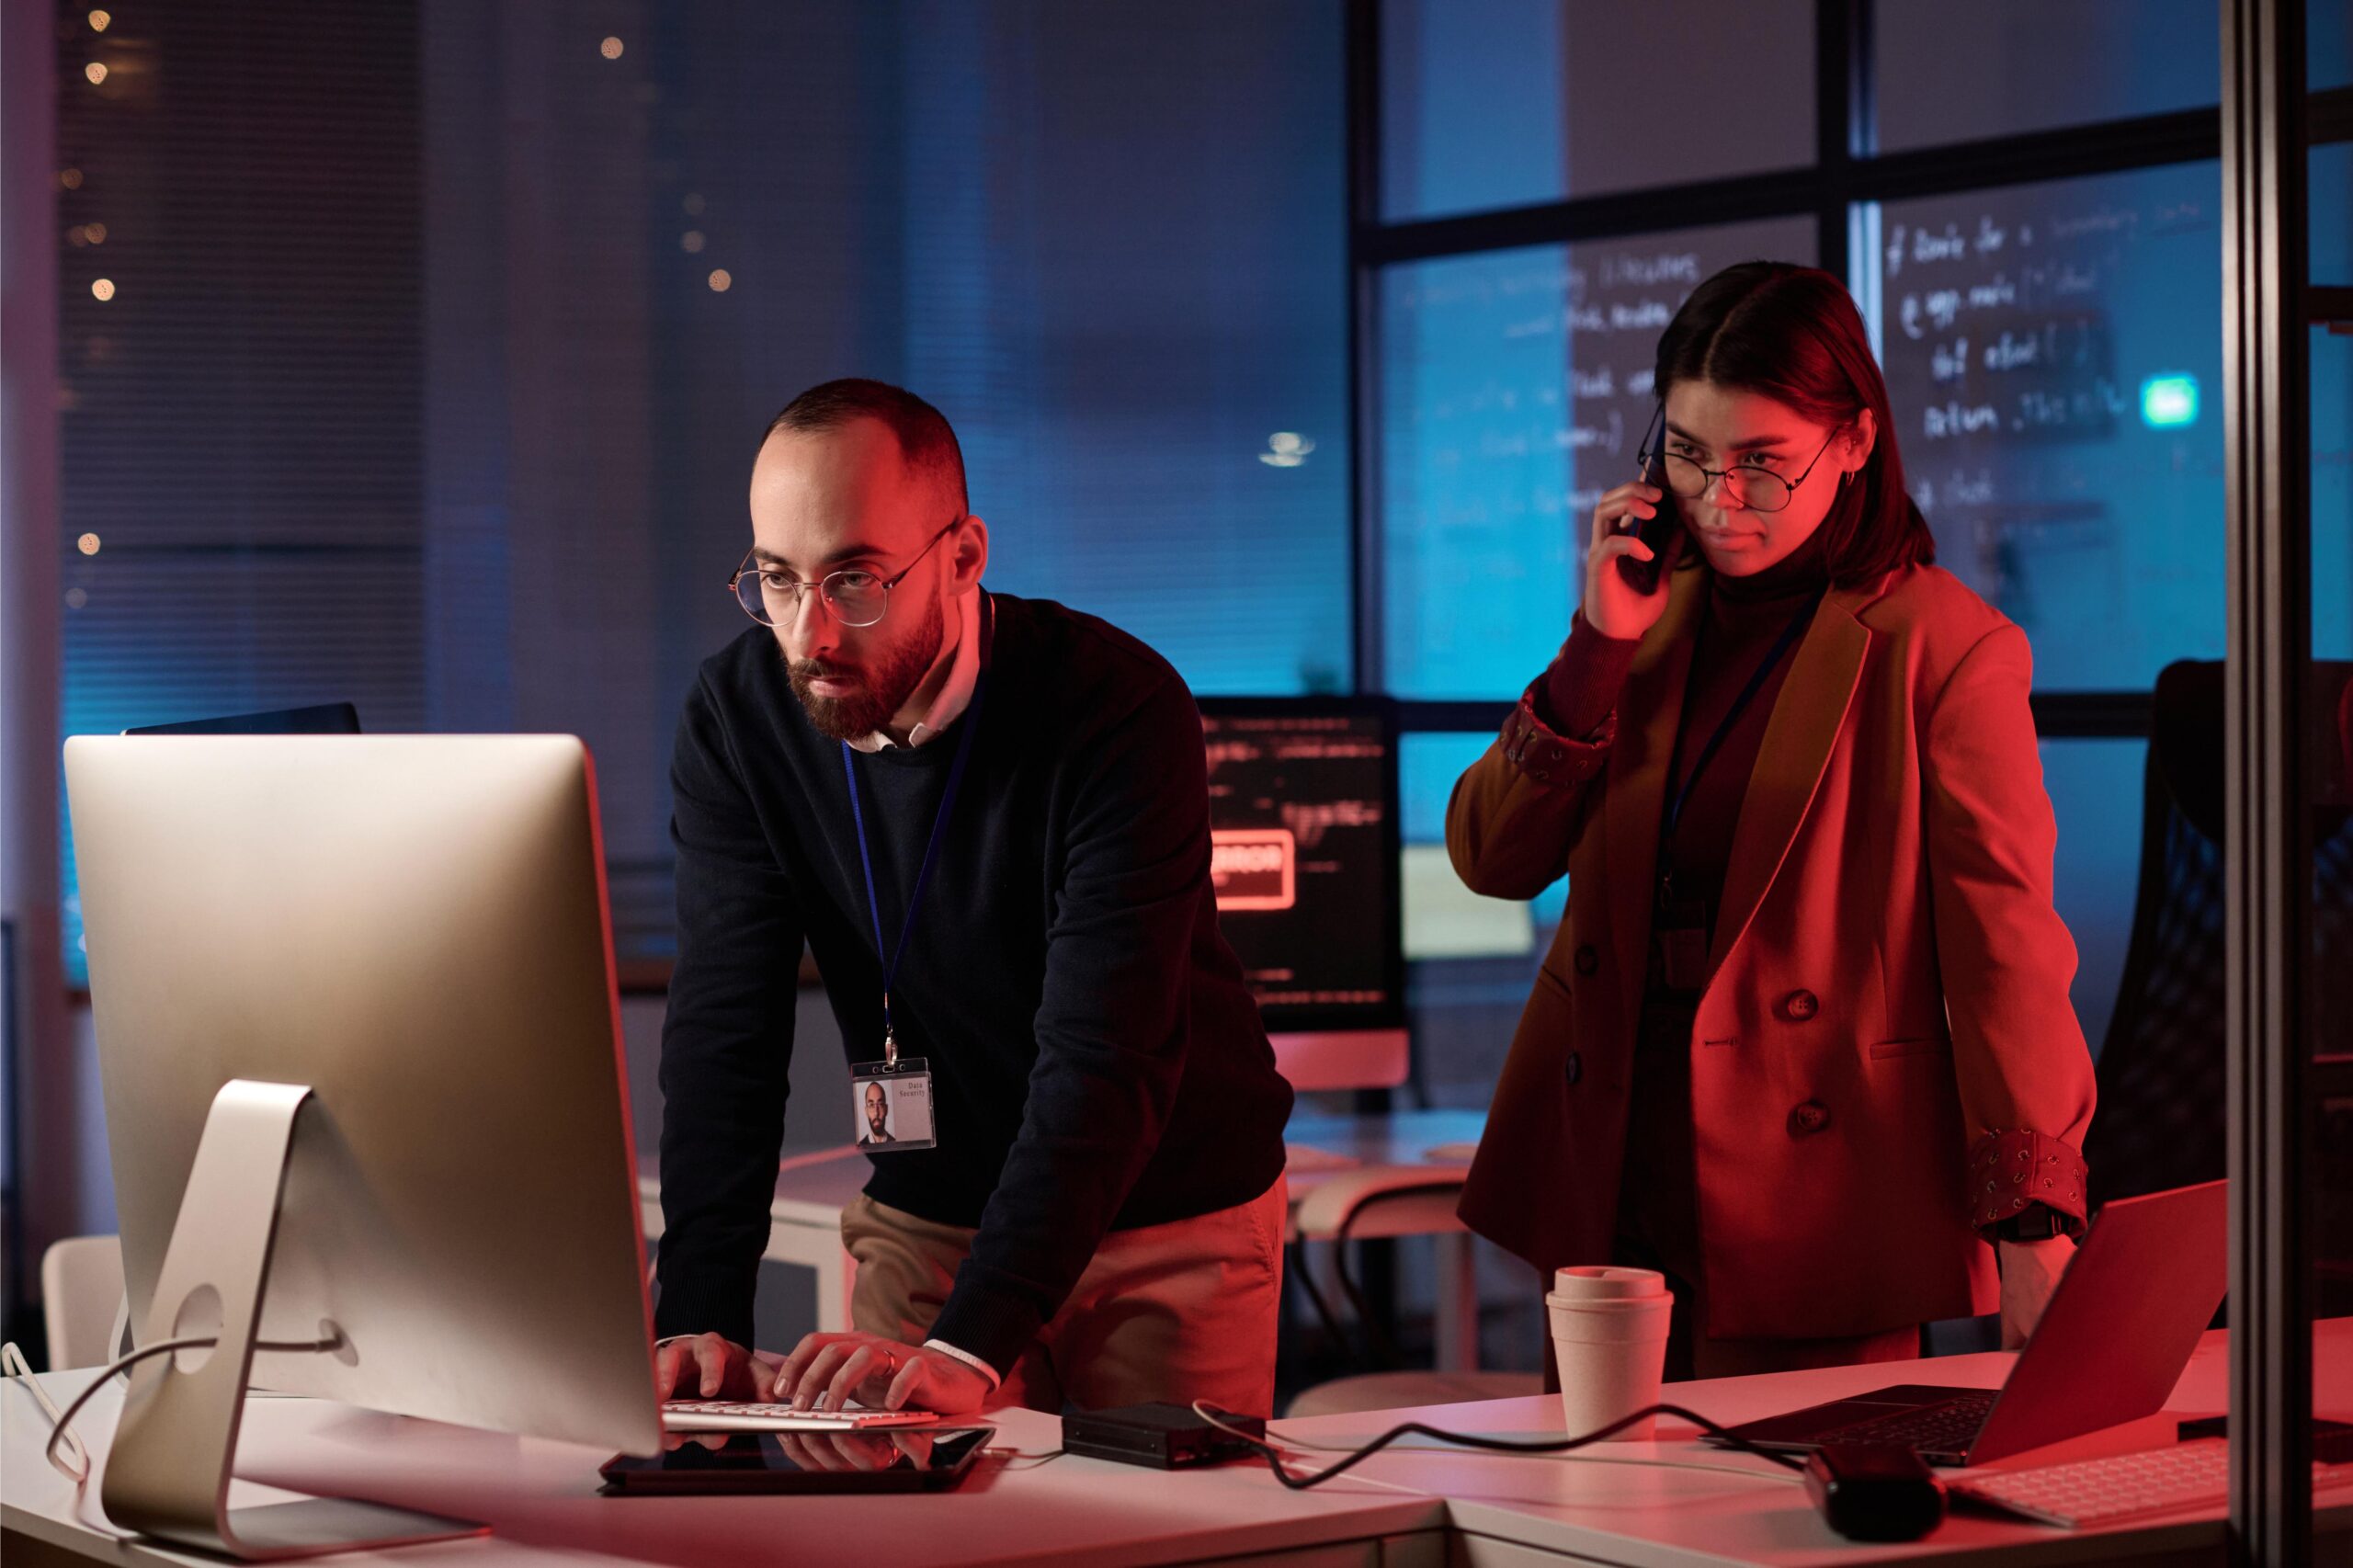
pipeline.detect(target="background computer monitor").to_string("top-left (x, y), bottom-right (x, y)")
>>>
top-left (121, 701), bottom-right (361, 736)
top-left (65, 734), bottom-right (659, 1553)
top-left (1198, 698), bottom-right (1407, 1090)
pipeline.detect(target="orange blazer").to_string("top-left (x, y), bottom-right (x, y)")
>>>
top-left (1449, 561), bottom-right (2097, 1339)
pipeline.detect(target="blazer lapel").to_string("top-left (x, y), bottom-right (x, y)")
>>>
top-left (1603, 568), bottom-right (1706, 1024)
top-left (1704, 582), bottom-right (1875, 978)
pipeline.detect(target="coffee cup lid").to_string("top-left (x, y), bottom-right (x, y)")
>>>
top-left (1552, 1266), bottom-right (1666, 1301)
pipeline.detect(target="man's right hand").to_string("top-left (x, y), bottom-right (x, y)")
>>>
top-left (1583, 480), bottom-right (1677, 642)
top-left (653, 1332), bottom-right (766, 1402)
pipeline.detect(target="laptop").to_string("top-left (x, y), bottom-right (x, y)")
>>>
top-left (1708, 1179), bottom-right (2226, 1467)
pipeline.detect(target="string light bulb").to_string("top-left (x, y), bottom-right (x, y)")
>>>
top-left (88, 9), bottom-right (110, 30)
top-left (600, 36), bottom-right (624, 60)
top-left (707, 269), bottom-right (733, 293)
top-left (90, 278), bottom-right (116, 301)
top-left (84, 62), bottom-right (108, 85)
top-left (78, 534), bottom-right (102, 556)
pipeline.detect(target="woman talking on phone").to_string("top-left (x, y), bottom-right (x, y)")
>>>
top-left (1449, 261), bottom-right (2095, 1379)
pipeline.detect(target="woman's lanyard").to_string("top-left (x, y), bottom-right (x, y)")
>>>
top-left (1662, 595), bottom-right (1821, 850)
top-left (839, 673), bottom-right (987, 1068)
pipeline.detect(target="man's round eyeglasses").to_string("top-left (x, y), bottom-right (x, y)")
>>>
top-left (728, 517), bottom-right (963, 630)
top-left (1637, 403), bottom-right (1847, 515)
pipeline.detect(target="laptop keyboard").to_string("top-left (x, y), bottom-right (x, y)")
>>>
top-left (1813, 1390), bottom-right (1999, 1458)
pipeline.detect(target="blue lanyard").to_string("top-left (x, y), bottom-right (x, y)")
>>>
top-left (839, 672), bottom-right (986, 1067)
top-left (1663, 596), bottom-right (1820, 845)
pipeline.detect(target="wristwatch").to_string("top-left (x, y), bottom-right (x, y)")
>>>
top-left (1994, 1203), bottom-right (2069, 1242)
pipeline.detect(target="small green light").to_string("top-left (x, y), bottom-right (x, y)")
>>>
top-left (2142, 374), bottom-right (2199, 428)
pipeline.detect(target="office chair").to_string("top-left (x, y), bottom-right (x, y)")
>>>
top-left (2084, 663), bottom-right (2229, 1207)
top-left (39, 1233), bottom-right (125, 1370)
top-left (1282, 1171), bottom-right (1539, 1417)
top-left (2086, 660), bottom-right (2353, 1312)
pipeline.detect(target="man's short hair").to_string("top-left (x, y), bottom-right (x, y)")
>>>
top-left (764, 379), bottom-right (969, 513)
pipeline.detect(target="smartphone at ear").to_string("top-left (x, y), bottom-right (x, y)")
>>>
top-left (1612, 446), bottom-right (1685, 596)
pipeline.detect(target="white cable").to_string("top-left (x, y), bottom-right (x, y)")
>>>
top-left (2, 1341), bottom-right (86, 1475)
top-left (4, 1330), bottom-right (346, 1483)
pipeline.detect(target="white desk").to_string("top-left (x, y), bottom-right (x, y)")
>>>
top-left (637, 1108), bottom-right (1492, 1369)
top-left (11, 1324), bottom-right (2348, 1567)
top-left (0, 1381), bottom-right (1442, 1567)
top-left (1274, 1318), bottom-right (2353, 1566)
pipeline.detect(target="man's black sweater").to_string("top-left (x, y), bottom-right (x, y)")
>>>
top-left (654, 592), bottom-right (1293, 1376)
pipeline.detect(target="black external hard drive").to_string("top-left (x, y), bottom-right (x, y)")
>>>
top-left (1062, 1402), bottom-right (1267, 1469)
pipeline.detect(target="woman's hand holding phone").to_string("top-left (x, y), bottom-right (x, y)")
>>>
top-left (1585, 480), bottom-right (1676, 641)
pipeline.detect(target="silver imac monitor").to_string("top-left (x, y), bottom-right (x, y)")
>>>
top-left (63, 734), bottom-right (661, 1559)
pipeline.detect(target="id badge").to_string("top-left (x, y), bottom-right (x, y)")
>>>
top-left (848, 1059), bottom-right (937, 1152)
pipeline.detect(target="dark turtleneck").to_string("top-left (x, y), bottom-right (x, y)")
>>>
top-left (1657, 528), bottom-right (1831, 938)
top-left (1534, 527), bottom-right (1833, 949)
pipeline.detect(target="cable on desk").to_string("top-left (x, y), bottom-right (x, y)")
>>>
top-left (3, 1329), bottom-right (346, 1483)
top-left (1259, 1425), bottom-right (1803, 1486)
top-left (2, 1341), bottom-right (85, 1472)
top-left (1191, 1399), bottom-right (1809, 1492)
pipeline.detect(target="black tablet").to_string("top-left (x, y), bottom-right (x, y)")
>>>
top-left (598, 1426), bottom-right (996, 1494)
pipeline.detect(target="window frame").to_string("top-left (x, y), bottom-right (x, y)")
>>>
top-left (1346, 0), bottom-right (2353, 743)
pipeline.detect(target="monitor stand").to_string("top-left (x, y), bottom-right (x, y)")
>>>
top-left (100, 1078), bottom-right (488, 1560)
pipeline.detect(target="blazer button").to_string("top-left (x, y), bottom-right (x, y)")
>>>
top-left (1780, 989), bottom-right (1819, 1022)
top-left (1787, 1100), bottom-right (1831, 1138)
top-left (1574, 944), bottom-right (1599, 975)
top-left (1563, 1051), bottom-right (1584, 1086)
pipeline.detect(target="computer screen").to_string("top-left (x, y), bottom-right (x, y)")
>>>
top-left (65, 734), bottom-right (659, 1555)
top-left (1198, 698), bottom-right (1404, 1037)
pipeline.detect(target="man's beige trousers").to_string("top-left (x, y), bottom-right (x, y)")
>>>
top-left (841, 1176), bottom-right (1287, 1415)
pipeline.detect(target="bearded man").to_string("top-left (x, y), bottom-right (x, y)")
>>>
top-left (650, 379), bottom-right (1291, 1419)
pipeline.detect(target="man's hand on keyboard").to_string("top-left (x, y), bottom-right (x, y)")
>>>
top-left (654, 1331), bottom-right (771, 1402)
top-left (771, 1331), bottom-right (992, 1417)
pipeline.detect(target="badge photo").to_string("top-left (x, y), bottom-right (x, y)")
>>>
top-left (849, 1062), bottom-right (937, 1152)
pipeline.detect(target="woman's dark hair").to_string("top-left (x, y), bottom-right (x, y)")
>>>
top-left (1653, 261), bottom-right (1934, 585)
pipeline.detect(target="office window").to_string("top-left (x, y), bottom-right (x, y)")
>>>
top-left (58, 0), bottom-right (1349, 978)
top-left (2318, 327), bottom-right (2352, 661)
top-left (2042, 738), bottom-right (2148, 1058)
top-left (1378, 217), bottom-right (1814, 699)
top-left (1873, 0), bottom-right (2219, 152)
top-left (2316, 0), bottom-right (2353, 90)
top-left (56, 3), bottom-right (425, 983)
top-left (1378, 0), bottom-right (1813, 222)
top-left (1870, 161), bottom-right (2224, 691)
top-left (2320, 143), bottom-right (2353, 283)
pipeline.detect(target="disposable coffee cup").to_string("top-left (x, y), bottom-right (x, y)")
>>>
top-left (1546, 1267), bottom-right (1672, 1440)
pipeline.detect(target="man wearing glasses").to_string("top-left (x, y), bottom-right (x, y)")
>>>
top-left (652, 379), bottom-right (1292, 1419)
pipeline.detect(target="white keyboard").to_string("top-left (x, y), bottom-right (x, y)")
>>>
top-left (662, 1400), bottom-right (942, 1433)
top-left (1952, 1438), bottom-right (2353, 1529)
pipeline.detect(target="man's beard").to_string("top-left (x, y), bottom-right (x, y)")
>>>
top-left (787, 593), bottom-right (946, 743)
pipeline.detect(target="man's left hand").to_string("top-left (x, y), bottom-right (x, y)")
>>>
top-left (770, 1331), bottom-right (994, 1415)
top-left (1996, 1234), bottom-right (2076, 1350)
